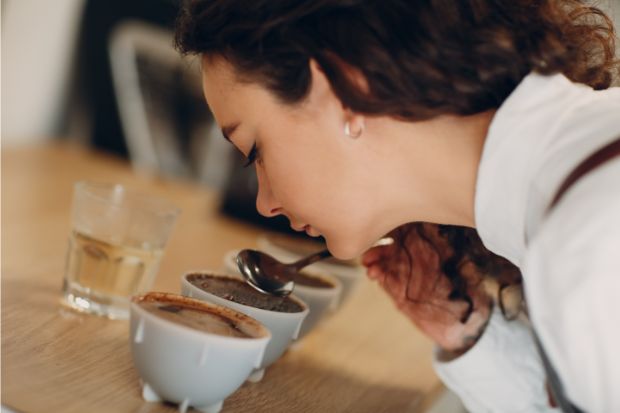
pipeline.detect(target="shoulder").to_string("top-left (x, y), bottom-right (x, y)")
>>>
top-left (522, 159), bottom-right (620, 411)
top-left (525, 158), bottom-right (620, 303)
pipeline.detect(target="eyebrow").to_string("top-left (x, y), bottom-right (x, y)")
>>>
top-left (221, 123), bottom-right (240, 142)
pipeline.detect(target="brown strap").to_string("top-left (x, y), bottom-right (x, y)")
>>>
top-left (538, 135), bottom-right (620, 413)
top-left (548, 137), bottom-right (620, 211)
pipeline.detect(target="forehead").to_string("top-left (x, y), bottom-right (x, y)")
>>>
top-left (201, 55), bottom-right (237, 93)
top-left (201, 56), bottom-right (274, 121)
top-left (201, 56), bottom-right (240, 115)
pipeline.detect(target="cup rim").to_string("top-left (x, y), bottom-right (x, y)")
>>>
top-left (182, 271), bottom-right (309, 317)
top-left (131, 292), bottom-right (271, 341)
top-left (74, 181), bottom-right (181, 218)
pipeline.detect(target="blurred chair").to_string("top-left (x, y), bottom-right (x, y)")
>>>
top-left (108, 20), bottom-right (232, 189)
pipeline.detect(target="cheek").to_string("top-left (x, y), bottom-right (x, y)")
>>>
top-left (263, 142), bottom-right (338, 211)
top-left (261, 119), bottom-right (375, 238)
top-left (263, 152), bottom-right (378, 259)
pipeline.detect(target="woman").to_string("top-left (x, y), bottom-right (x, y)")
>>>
top-left (174, 1), bottom-right (620, 411)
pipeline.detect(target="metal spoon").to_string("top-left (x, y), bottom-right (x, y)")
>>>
top-left (236, 237), bottom-right (394, 297)
top-left (236, 248), bottom-right (332, 297)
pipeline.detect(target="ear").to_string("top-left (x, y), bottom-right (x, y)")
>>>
top-left (308, 57), bottom-right (369, 106)
top-left (308, 59), bottom-right (335, 104)
top-left (308, 58), bottom-right (366, 138)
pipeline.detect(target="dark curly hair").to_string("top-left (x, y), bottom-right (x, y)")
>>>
top-left (175, 0), bottom-right (618, 321)
top-left (390, 223), bottom-right (522, 323)
top-left (175, 0), bottom-right (618, 121)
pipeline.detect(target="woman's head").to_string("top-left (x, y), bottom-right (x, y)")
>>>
top-left (175, 0), bottom-right (618, 258)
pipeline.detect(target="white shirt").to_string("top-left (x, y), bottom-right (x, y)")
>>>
top-left (434, 73), bottom-right (620, 412)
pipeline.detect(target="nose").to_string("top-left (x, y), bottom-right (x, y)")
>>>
top-left (255, 165), bottom-right (282, 218)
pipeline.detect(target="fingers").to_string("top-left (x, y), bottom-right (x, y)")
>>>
top-left (361, 246), bottom-right (389, 267)
top-left (365, 264), bottom-right (384, 281)
top-left (362, 246), bottom-right (393, 282)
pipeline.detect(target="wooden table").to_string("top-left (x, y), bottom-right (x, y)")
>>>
top-left (1, 143), bottom-right (442, 413)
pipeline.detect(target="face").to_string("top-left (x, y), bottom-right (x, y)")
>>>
top-left (201, 57), bottom-right (390, 259)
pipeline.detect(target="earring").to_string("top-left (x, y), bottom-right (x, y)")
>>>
top-left (344, 120), bottom-right (364, 139)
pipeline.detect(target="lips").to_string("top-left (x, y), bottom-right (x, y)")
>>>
top-left (290, 221), bottom-right (320, 237)
top-left (304, 225), bottom-right (320, 237)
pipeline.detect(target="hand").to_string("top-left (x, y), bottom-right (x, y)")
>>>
top-left (363, 223), bottom-right (493, 354)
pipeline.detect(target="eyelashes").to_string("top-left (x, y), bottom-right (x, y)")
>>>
top-left (242, 143), bottom-right (258, 168)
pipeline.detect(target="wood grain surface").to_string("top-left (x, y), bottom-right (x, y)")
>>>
top-left (1, 143), bottom-right (442, 413)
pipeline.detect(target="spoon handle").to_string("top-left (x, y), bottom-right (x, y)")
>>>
top-left (291, 249), bottom-right (332, 271)
top-left (288, 237), bottom-right (392, 272)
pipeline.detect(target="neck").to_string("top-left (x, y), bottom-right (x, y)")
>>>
top-left (372, 110), bottom-right (494, 230)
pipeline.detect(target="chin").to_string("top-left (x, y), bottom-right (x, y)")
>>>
top-left (323, 232), bottom-right (370, 260)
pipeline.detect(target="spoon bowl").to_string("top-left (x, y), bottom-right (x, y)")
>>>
top-left (236, 248), bottom-right (332, 296)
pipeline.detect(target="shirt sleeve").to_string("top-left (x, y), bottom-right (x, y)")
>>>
top-left (432, 307), bottom-right (559, 413)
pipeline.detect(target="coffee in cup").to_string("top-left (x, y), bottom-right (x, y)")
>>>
top-left (186, 273), bottom-right (304, 313)
top-left (135, 293), bottom-right (257, 339)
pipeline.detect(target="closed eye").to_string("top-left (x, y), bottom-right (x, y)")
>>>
top-left (243, 143), bottom-right (258, 168)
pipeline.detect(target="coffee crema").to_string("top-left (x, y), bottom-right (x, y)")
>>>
top-left (187, 274), bottom-right (304, 313)
top-left (135, 293), bottom-right (255, 338)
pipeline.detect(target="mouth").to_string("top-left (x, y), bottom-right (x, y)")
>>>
top-left (304, 225), bottom-right (320, 237)
top-left (291, 224), bottom-right (319, 237)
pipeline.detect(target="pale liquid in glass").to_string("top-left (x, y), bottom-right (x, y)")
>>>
top-left (62, 230), bottom-right (163, 319)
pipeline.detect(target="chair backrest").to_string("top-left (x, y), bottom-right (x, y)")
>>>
top-left (108, 20), bottom-right (232, 189)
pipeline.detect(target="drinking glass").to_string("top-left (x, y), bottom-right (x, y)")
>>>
top-left (62, 181), bottom-right (180, 319)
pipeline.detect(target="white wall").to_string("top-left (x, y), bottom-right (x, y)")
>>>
top-left (1, 0), bottom-right (85, 145)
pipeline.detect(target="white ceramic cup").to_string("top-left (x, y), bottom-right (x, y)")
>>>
top-left (222, 249), bottom-right (342, 339)
top-left (130, 292), bottom-right (270, 413)
top-left (256, 235), bottom-right (365, 306)
top-left (181, 272), bottom-right (308, 382)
